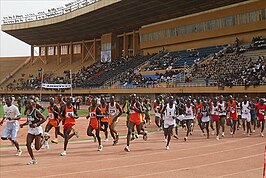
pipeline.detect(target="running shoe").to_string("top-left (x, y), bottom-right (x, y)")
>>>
top-left (130, 134), bottom-right (135, 141)
top-left (173, 135), bottom-right (179, 139)
top-left (261, 133), bottom-right (264, 137)
top-left (60, 151), bottom-right (67, 156)
top-left (73, 128), bottom-right (79, 138)
top-left (113, 135), bottom-right (119, 145)
top-left (27, 159), bottom-right (37, 165)
top-left (135, 134), bottom-right (139, 139)
top-left (93, 136), bottom-right (97, 142)
top-left (124, 146), bottom-right (130, 152)
top-left (143, 131), bottom-right (148, 141)
top-left (165, 146), bottom-right (169, 150)
top-left (104, 138), bottom-right (109, 142)
top-left (252, 130), bottom-right (255, 133)
top-left (45, 140), bottom-right (49, 149)
top-left (201, 133), bottom-right (206, 136)
top-left (221, 132), bottom-right (225, 137)
top-left (16, 150), bottom-right (22, 156)
top-left (51, 139), bottom-right (58, 144)
top-left (116, 134), bottom-right (119, 141)
top-left (216, 136), bottom-right (220, 141)
top-left (113, 140), bottom-right (117, 146)
top-left (43, 132), bottom-right (50, 140)
top-left (211, 130), bottom-right (215, 136)
top-left (184, 137), bottom-right (188, 141)
top-left (98, 145), bottom-right (103, 151)
top-left (247, 133), bottom-right (251, 137)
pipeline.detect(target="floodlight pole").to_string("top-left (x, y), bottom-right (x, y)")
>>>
top-left (70, 69), bottom-right (73, 97)
top-left (40, 68), bottom-right (44, 101)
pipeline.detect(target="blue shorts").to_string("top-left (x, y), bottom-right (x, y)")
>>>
top-left (1, 121), bottom-right (19, 141)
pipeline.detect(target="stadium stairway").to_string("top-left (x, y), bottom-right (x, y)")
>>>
top-left (1, 55), bottom-right (96, 89)
top-left (0, 57), bottom-right (30, 87)
top-left (244, 49), bottom-right (266, 60)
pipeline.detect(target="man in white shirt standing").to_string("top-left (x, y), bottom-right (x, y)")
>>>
top-left (0, 96), bottom-right (22, 156)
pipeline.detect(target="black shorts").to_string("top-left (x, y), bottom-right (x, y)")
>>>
top-left (101, 122), bottom-right (108, 129)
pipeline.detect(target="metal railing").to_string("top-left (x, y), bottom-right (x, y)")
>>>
top-left (2, 0), bottom-right (101, 25)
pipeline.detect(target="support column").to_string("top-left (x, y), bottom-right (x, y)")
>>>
top-left (45, 45), bottom-right (48, 65)
top-left (70, 42), bottom-right (73, 64)
top-left (93, 38), bottom-right (96, 61)
top-left (31, 45), bottom-right (34, 64)
top-left (81, 41), bottom-right (85, 64)
top-left (133, 31), bottom-right (136, 56)
top-left (123, 32), bottom-right (128, 58)
top-left (57, 43), bottom-right (61, 65)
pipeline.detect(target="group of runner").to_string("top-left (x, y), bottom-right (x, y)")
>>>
top-left (1, 94), bottom-right (265, 165)
top-left (153, 94), bottom-right (266, 149)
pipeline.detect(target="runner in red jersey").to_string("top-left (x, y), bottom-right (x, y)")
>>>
top-left (256, 98), bottom-right (266, 137)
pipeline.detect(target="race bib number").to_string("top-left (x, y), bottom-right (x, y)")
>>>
top-left (48, 113), bottom-right (54, 119)
top-left (27, 116), bottom-right (34, 122)
top-left (259, 109), bottom-right (265, 115)
top-left (109, 109), bottom-right (116, 116)
top-left (66, 112), bottom-right (74, 117)
top-left (244, 110), bottom-right (249, 114)
top-left (5, 112), bottom-right (11, 118)
top-left (90, 112), bottom-right (96, 118)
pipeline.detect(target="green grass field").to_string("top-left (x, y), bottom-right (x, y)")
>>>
top-left (0, 104), bottom-right (89, 118)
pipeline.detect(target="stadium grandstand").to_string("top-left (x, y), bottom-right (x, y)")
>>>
top-left (1, 1), bottom-right (266, 177)
top-left (0, 0), bottom-right (266, 98)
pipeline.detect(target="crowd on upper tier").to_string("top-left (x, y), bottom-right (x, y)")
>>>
top-left (3, 36), bottom-right (266, 91)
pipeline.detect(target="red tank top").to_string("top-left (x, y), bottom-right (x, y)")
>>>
top-left (65, 106), bottom-right (75, 125)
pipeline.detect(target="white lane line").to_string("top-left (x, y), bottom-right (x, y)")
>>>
top-left (126, 154), bottom-right (263, 178)
top-left (40, 142), bottom-right (264, 178)
top-left (1, 137), bottom-right (250, 173)
top-left (215, 167), bottom-right (262, 178)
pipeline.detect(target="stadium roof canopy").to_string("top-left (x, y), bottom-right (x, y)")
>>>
top-left (1, 0), bottom-right (247, 45)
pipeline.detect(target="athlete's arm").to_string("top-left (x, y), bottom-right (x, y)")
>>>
top-left (59, 106), bottom-right (66, 121)
top-left (20, 121), bottom-right (29, 128)
top-left (96, 107), bottom-right (103, 120)
top-left (53, 105), bottom-right (60, 120)
top-left (116, 103), bottom-right (123, 117)
top-left (0, 116), bottom-right (6, 126)
top-left (73, 108), bottom-right (79, 119)
top-left (113, 103), bottom-right (122, 122)
top-left (37, 104), bottom-right (45, 113)
top-left (86, 107), bottom-right (90, 119)
top-left (192, 105), bottom-right (196, 116)
top-left (160, 105), bottom-right (167, 118)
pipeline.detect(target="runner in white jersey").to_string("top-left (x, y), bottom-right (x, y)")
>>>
top-left (236, 99), bottom-right (242, 130)
top-left (218, 96), bottom-right (227, 137)
top-left (241, 95), bottom-right (251, 136)
top-left (183, 99), bottom-right (195, 141)
top-left (153, 98), bottom-right (162, 130)
top-left (211, 98), bottom-right (221, 140)
top-left (107, 96), bottom-right (122, 145)
top-left (0, 96), bottom-right (22, 156)
top-left (160, 96), bottom-right (177, 150)
top-left (201, 101), bottom-right (210, 139)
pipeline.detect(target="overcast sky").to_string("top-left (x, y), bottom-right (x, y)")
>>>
top-left (0, 0), bottom-right (73, 57)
